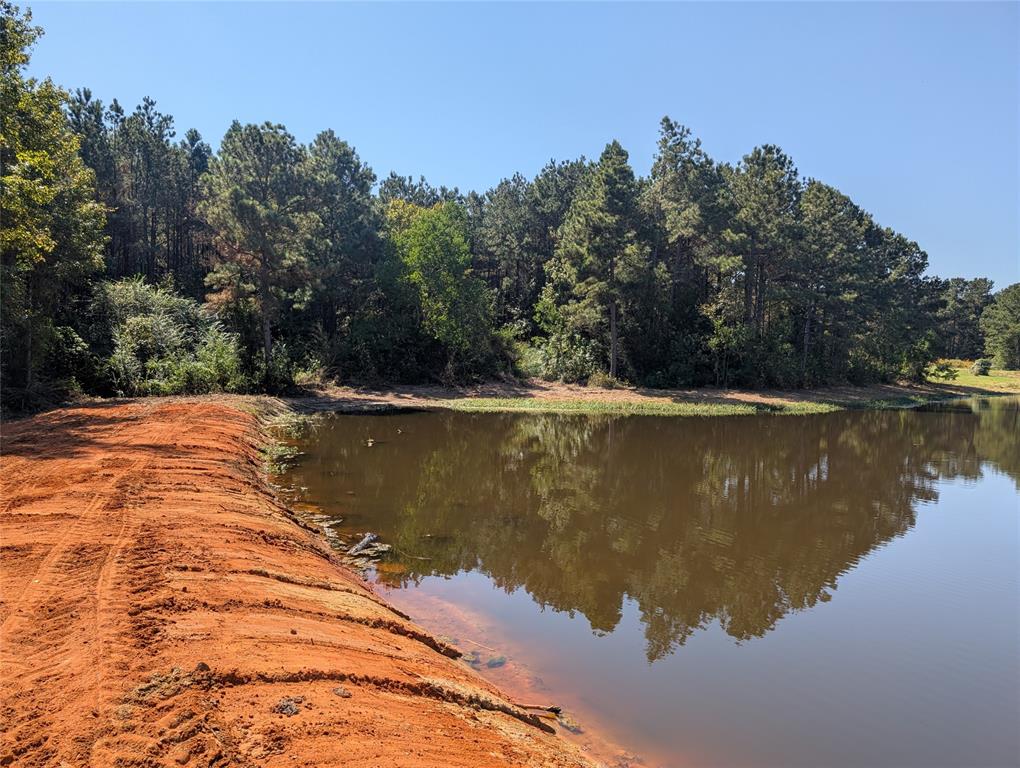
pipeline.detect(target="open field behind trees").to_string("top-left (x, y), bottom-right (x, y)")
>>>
top-left (940, 366), bottom-right (1020, 393)
top-left (3, 2), bottom-right (1018, 415)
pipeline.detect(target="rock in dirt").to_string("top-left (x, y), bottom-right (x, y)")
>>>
top-left (347, 532), bottom-right (378, 555)
top-left (612, 752), bottom-right (646, 767)
top-left (354, 543), bottom-right (391, 559)
top-left (332, 686), bottom-right (352, 698)
top-left (273, 696), bottom-right (305, 716)
top-left (557, 711), bottom-right (583, 734)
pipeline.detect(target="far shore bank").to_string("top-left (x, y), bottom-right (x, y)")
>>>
top-left (9, 369), bottom-right (1017, 426)
top-left (277, 373), bottom-right (1020, 418)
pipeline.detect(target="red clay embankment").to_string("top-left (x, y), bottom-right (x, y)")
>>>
top-left (0, 401), bottom-right (599, 768)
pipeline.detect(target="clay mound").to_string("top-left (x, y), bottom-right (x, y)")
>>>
top-left (0, 401), bottom-right (598, 768)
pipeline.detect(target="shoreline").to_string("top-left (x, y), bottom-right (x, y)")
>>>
top-left (8, 373), bottom-right (1018, 425)
top-left (0, 401), bottom-right (601, 767)
top-left (278, 376), bottom-right (1019, 418)
top-left (2, 383), bottom-right (1015, 766)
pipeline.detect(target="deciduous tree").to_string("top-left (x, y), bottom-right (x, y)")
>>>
top-left (385, 200), bottom-right (495, 378)
top-left (0, 2), bottom-right (105, 407)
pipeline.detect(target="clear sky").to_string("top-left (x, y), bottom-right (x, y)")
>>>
top-left (25, 1), bottom-right (1019, 288)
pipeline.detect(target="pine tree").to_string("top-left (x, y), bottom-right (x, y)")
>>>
top-left (301, 129), bottom-right (380, 356)
top-left (198, 121), bottom-right (310, 371)
top-left (980, 284), bottom-right (1020, 369)
top-left (545, 141), bottom-right (648, 379)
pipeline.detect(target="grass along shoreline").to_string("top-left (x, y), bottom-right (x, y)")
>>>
top-left (290, 367), bottom-right (1020, 418)
top-left (39, 366), bottom-right (1019, 424)
top-left (438, 394), bottom-right (937, 417)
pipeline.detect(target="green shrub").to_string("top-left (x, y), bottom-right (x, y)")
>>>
top-left (93, 278), bottom-right (247, 396)
top-left (926, 360), bottom-right (959, 381)
top-left (196, 326), bottom-right (247, 391)
top-left (971, 358), bottom-right (993, 376)
top-left (44, 326), bottom-right (96, 387)
top-left (587, 370), bottom-right (624, 389)
top-left (513, 341), bottom-right (544, 379)
top-left (537, 333), bottom-right (601, 382)
top-left (253, 342), bottom-right (296, 393)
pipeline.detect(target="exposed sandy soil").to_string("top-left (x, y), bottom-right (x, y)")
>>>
top-left (288, 377), bottom-right (998, 412)
top-left (0, 401), bottom-right (601, 768)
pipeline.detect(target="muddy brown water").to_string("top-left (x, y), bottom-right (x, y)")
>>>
top-left (279, 396), bottom-right (1020, 767)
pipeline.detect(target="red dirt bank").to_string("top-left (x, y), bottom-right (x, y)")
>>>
top-left (0, 401), bottom-right (600, 768)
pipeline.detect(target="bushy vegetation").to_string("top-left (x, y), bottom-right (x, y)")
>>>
top-left (926, 360), bottom-right (959, 381)
top-left (1, 3), bottom-right (1015, 412)
top-left (0, 3), bottom-right (104, 409)
top-left (89, 277), bottom-right (245, 396)
top-left (971, 359), bottom-right (993, 376)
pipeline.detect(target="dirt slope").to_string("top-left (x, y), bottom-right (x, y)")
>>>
top-left (0, 401), bottom-right (599, 768)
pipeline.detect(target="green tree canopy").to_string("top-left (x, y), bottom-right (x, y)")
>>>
top-left (67, 90), bottom-right (214, 292)
top-left (934, 277), bottom-right (995, 359)
top-left (199, 121), bottom-right (310, 372)
top-left (541, 141), bottom-right (649, 380)
top-left (0, 2), bottom-right (105, 407)
top-left (385, 199), bottom-right (496, 379)
top-left (980, 283), bottom-right (1020, 369)
top-left (793, 180), bottom-right (873, 384)
top-left (298, 130), bottom-right (381, 372)
top-left (2, 7), bottom-right (1007, 406)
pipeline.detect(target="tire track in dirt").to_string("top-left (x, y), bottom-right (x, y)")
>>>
top-left (0, 402), bottom-right (601, 768)
top-left (1, 416), bottom-right (140, 623)
top-left (1, 405), bottom-right (168, 765)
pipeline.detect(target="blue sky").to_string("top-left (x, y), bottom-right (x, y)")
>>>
top-left (26, 2), bottom-right (1019, 287)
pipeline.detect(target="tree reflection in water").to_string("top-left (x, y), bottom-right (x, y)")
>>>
top-left (285, 397), bottom-right (1018, 662)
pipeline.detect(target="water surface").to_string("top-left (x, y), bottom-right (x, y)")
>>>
top-left (281, 397), bottom-right (1019, 767)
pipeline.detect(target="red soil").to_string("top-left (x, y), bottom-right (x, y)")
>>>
top-left (0, 401), bottom-right (600, 768)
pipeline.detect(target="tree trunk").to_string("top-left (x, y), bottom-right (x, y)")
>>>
top-left (754, 262), bottom-right (767, 337)
top-left (609, 300), bottom-right (618, 379)
top-left (143, 204), bottom-right (152, 279)
top-left (801, 308), bottom-right (812, 386)
top-left (744, 253), bottom-right (754, 325)
top-left (259, 259), bottom-right (272, 369)
top-left (262, 311), bottom-right (272, 369)
top-left (819, 307), bottom-right (828, 375)
top-left (23, 281), bottom-right (33, 403)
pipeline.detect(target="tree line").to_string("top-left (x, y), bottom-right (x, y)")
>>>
top-left (2, 3), bottom-right (1017, 411)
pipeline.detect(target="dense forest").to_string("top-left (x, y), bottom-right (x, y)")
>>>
top-left (2, 3), bottom-right (1017, 411)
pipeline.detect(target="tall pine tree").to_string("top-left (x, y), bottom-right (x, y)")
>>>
top-left (199, 121), bottom-right (309, 371)
top-left (542, 141), bottom-right (648, 379)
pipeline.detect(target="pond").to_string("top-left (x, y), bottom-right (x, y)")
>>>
top-left (277, 397), bottom-right (1019, 767)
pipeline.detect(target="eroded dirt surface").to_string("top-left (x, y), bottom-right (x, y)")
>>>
top-left (0, 401), bottom-right (600, 768)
